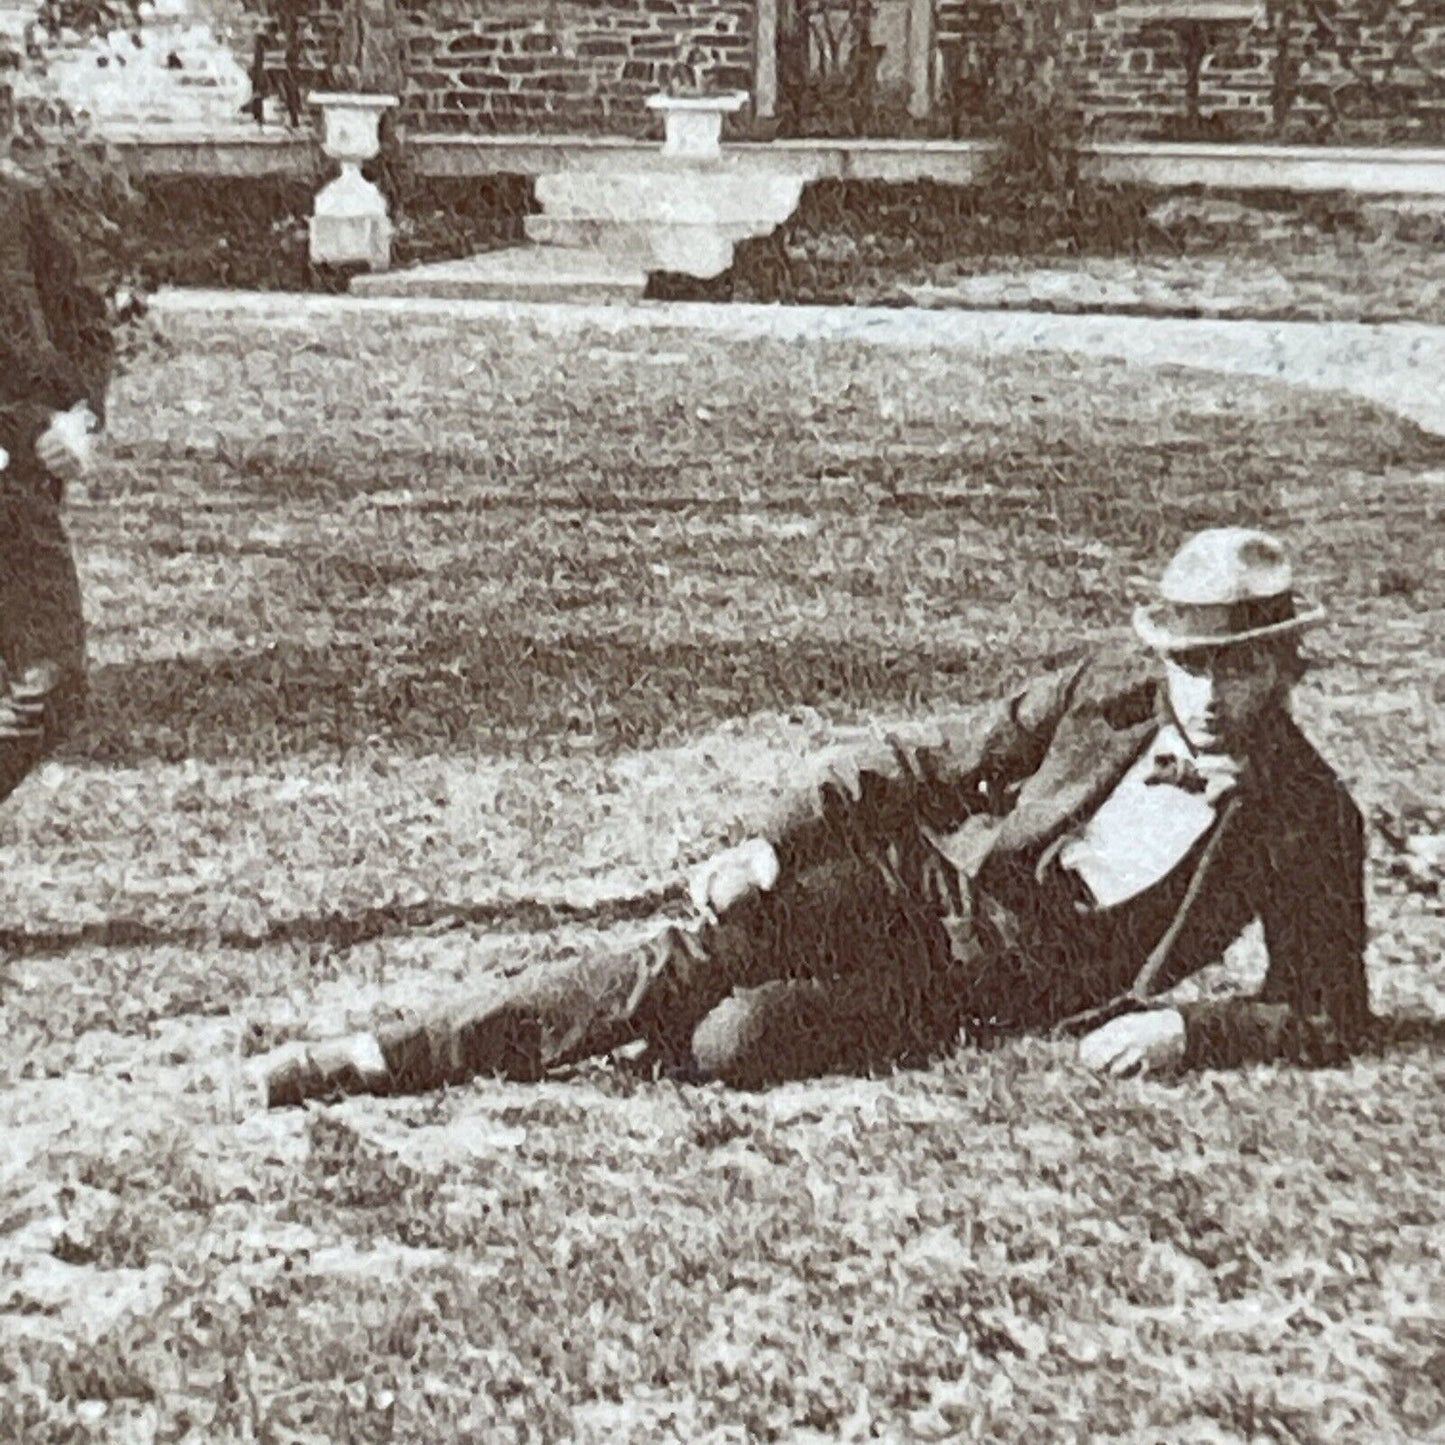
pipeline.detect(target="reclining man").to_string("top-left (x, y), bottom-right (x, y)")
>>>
top-left (261, 526), bottom-right (1370, 1107)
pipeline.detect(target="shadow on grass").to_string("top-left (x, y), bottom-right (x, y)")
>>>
top-left (1363, 1014), bottom-right (1445, 1054)
top-left (0, 884), bottom-right (683, 961)
top-left (69, 631), bottom-right (1026, 764)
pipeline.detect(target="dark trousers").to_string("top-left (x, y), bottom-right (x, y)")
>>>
top-left (0, 471), bottom-right (86, 803)
top-left (375, 822), bottom-right (971, 1092)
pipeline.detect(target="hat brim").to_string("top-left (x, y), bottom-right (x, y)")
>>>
top-left (1133, 600), bottom-right (1326, 654)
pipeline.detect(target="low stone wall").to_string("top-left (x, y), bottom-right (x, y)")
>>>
top-left (394, 0), bottom-right (755, 135)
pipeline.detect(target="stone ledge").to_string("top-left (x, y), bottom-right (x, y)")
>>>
top-left (1088, 139), bottom-right (1445, 163)
top-left (409, 134), bottom-right (1445, 193)
top-left (102, 129), bottom-right (1445, 195)
top-left (108, 125), bottom-right (322, 178)
top-left (411, 135), bottom-right (995, 184)
top-left (1110, 1), bottom-right (1264, 20)
top-left (1089, 140), bottom-right (1445, 194)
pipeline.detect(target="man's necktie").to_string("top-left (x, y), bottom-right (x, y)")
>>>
top-left (1144, 749), bottom-right (1242, 803)
top-left (1144, 752), bottom-right (1208, 793)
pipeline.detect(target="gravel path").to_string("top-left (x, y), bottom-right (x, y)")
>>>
top-left (151, 288), bottom-right (1445, 438)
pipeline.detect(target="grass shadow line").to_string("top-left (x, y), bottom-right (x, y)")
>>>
top-left (0, 884), bottom-right (686, 962)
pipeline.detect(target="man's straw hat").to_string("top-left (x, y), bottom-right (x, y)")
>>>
top-left (1133, 527), bottom-right (1325, 653)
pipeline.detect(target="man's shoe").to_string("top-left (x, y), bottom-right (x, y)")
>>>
top-left (259, 1032), bottom-right (389, 1109)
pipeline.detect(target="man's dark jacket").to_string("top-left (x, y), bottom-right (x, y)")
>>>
top-left (0, 164), bottom-right (113, 464)
top-left (759, 644), bottom-right (1371, 1068)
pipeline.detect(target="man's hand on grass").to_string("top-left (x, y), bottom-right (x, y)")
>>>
top-left (1079, 1008), bottom-right (1186, 1076)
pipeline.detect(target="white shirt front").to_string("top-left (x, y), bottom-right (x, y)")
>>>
top-left (1057, 724), bottom-right (1242, 910)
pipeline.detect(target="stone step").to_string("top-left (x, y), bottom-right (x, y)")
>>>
top-left (522, 218), bottom-right (737, 278)
top-left (523, 215), bottom-right (760, 251)
top-left (522, 215), bottom-right (657, 254)
top-left (526, 170), bottom-right (806, 278)
top-left (350, 247), bottom-right (648, 303)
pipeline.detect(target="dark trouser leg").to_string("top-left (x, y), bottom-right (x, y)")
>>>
top-left (0, 733), bottom-right (49, 807)
top-left (365, 903), bottom-right (787, 1097)
top-left (374, 936), bottom-right (683, 1092)
top-left (265, 819), bottom-right (959, 1105)
top-left (263, 738), bottom-right (972, 1108)
top-left (627, 832), bottom-right (959, 1066)
top-left (0, 480), bottom-right (87, 804)
top-left (256, 924), bottom-right (722, 1105)
top-left (690, 960), bottom-right (965, 1089)
top-left (368, 832), bottom-right (946, 1097)
top-left (678, 813), bottom-right (967, 1089)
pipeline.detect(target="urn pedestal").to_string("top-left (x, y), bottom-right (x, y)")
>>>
top-left (307, 92), bottom-right (398, 271)
top-left (644, 91), bottom-right (749, 162)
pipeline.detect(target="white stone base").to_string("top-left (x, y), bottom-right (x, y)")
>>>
top-left (310, 166), bottom-right (393, 270)
top-left (529, 169), bottom-right (804, 279)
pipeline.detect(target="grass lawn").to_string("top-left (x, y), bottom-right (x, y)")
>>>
top-left (1, 309), bottom-right (1443, 1444)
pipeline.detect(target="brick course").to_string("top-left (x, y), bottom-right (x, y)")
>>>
top-left (394, 0), bottom-right (754, 135)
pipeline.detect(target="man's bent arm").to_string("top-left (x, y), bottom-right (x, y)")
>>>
top-left (1177, 779), bottom-right (1369, 1068)
top-left (753, 659), bottom-right (1089, 875)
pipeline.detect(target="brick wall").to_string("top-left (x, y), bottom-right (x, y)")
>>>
top-left (938, 0), bottom-right (1445, 144)
top-left (1077, 4), bottom-right (1272, 141)
top-left (1087, 0), bottom-right (1445, 144)
top-left (251, 0), bottom-right (1445, 144)
top-left (397, 0), bottom-right (755, 135)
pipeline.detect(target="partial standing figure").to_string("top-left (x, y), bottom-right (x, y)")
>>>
top-left (0, 150), bottom-right (114, 802)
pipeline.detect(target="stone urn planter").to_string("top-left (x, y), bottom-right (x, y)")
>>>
top-left (645, 91), bottom-right (749, 161)
top-left (307, 91), bottom-right (399, 271)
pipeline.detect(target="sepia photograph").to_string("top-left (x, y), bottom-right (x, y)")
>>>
top-left (1, 0), bottom-right (1443, 1440)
